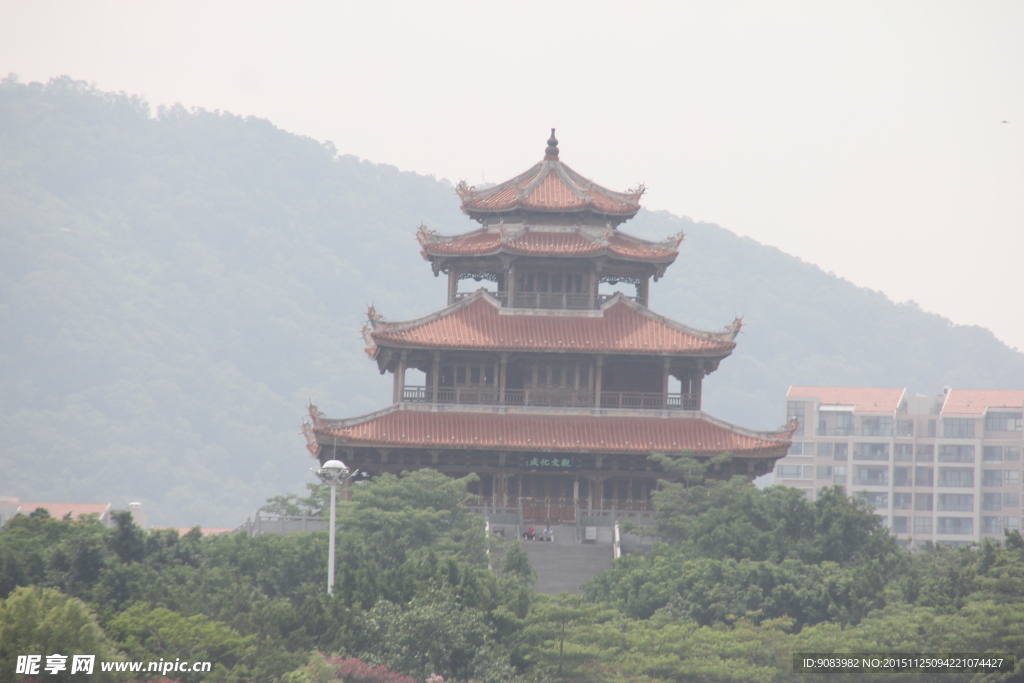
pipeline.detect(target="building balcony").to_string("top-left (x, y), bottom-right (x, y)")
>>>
top-left (816, 427), bottom-right (854, 436)
top-left (401, 386), bottom-right (699, 411)
top-left (453, 290), bottom-right (637, 310)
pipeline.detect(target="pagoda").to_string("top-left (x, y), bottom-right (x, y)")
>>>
top-left (305, 131), bottom-right (793, 523)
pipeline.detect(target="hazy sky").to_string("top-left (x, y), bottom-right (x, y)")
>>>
top-left (4, 1), bottom-right (1023, 351)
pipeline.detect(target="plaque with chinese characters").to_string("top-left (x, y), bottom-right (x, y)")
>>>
top-left (522, 456), bottom-right (575, 470)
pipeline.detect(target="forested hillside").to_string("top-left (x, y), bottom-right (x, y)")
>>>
top-left (2, 75), bottom-right (1023, 526)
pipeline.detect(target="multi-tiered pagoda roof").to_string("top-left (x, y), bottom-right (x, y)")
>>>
top-left (306, 131), bottom-right (792, 521)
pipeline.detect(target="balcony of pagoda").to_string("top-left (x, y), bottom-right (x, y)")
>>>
top-left (401, 385), bottom-right (700, 411)
top-left (452, 290), bottom-right (636, 310)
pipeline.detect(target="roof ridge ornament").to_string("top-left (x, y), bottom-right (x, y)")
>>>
top-left (544, 128), bottom-right (559, 160)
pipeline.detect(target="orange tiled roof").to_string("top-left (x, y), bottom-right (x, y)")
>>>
top-left (366, 292), bottom-right (739, 356)
top-left (154, 526), bottom-right (235, 536)
top-left (942, 389), bottom-right (1024, 415)
top-left (15, 502), bottom-right (112, 520)
top-left (456, 158), bottom-right (643, 219)
top-left (417, 226), bottom-right (682, 263)
top-left (312, 405), bottom-right (791, 457)
top-left (787, 386), bottom-right (906, 414)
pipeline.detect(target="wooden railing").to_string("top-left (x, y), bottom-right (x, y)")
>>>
top-left (402, 386), bottom-right (698, 410)
top-left (451, 291), bottom-right (637, 309)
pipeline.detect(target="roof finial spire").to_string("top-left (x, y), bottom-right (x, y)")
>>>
top-left (544, 128), bottom-right (559, 159)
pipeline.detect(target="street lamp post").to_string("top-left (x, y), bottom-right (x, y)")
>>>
top-left (316, 459), bottom-right (355, 594)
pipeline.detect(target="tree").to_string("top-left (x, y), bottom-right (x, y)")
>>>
top-left (0, 586), bottom-right (126, 682)
top-left (105, 603), bottom-right (257, 683)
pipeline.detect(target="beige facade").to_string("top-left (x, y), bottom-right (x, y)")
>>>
top-left (775, 387), bottom-right (1024, 547)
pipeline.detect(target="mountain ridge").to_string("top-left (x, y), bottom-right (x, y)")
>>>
top-left (2, 75), bottom-right (1022, 526)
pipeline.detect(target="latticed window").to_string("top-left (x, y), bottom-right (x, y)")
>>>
top-left (943, 418), bottom-right (975, 438)
top-left (916, 444), bottom-right (934, 462)
top-left (915, 466), bottom-right (934, 486)
top-left (938, 468), bottom-right (974, 487)
top-left (937, 517), bottom-right (973, 535)
top-left (983, 493), bottom-right (1003, 511)
top-left (861, 416), bottom-right (893, 436)
top-left (938, 445), bottom-right (975, 463)
top-left (857, 491), bottom-right (888, 509)
top-left (893, 492), bottom-right (912, 510)
top-left (984, 446), bottom-right (1004, 462)
top-left (855, 443), bottom-right (890, 461)
top-left (986, 412), bottom-right (1023, 432)
top-left (983, 470), bottom-right (1004, 487)
top-left (938, 494), bottom-right (974, 512)
top-left (892, 516), bottom-right (909, 533)
top-left (914, 516), bottom-right (933, 534)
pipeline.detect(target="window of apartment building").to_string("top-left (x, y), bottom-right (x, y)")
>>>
top-left (787, 442), bottom-right (806, 456)
top-left (938, 445), bottom-right (975, 463)
top-left (819, 411), bottom-right (854, 436)
top-left (787, 401), bottom-right (806, 435)
top-left (855, 443), bottom-right (890, 461)
top-left (817, 442), bottom-right (833, 457)
top-left (983, 493), bottom-right (1003, 511)
top-left (833, 466), bottom-right (847, 484)
top-left (1005, 517), bottom-right (1020, 531)
top-left (914, 516), bottom-right (933, 534)
top-left (985, 412), bottom-right (1024, 432)
top-left (855, 466), bottom-right (889, 486)
top-left (858, 491), bottom-right (888, 509)
top-left (983, 470), bottom-right (1004, 487)
top-left (1005, 470), bottom-right (1021, 485)
top-left (927, 419), bottom-right (937, 437)
top-left (861, 416), bottom-right (894, 436)
top-left (834, 443), bottom-right (848, 461)
top-left (892, 516), bottom-right (909, 533)
top-left (915, 466), bottom-right (934, 487)
top-left (916, 444), bottom-right (934, 462)
top-left (893, 492), bottom-right (912, 510)
top-left (1006, 448), bottom-right (1022, 462)
top-left (1005, 493), bottom-right (1020, 508)
top-left (938, 494), bottom-right (974, 512)
top-left (937, 517), bottom-right (974, 535)
top-left (943, 418), bottom-right (975, 439)
top-left (984, 446), bottom-right (1004, 463)
top-left (915, 493), bottom-right (933, 511)
top-left (893, 467), bottom-right (911, 486)
top-left (776, 464), bottom-right (803, 479)
top-left (938, 468), bottom-right (974, 487)
top-left (983, 516), bottom-right (1002, 534)
top-left (897, 420), bottom-right (914, 436)
top-left (816, 465), bottom-right (833, 480)
top-left (894, 444), bottom-right (913, 461)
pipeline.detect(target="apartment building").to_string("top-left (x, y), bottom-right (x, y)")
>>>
top-left (776, 387), bottom-right (1024, 547)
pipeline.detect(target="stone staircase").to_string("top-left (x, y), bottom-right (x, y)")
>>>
top-left (520, 524), bottom-right (613, 594)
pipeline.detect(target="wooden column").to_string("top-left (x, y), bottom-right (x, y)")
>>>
top-left (695, 361), bottom-right (704, 410)
top-left (507, 263), bottom-right (516, 308)
top-left (594, 455), bottom-right (603, 509)
top-left (594, 356), bottom-right (604, 408)
top-left (639, 276), bottom-right (650, 307)
top-left (397, 350), bottom-right (408, 402)
top-left (431, 351), bottom-right (441, 403)
top-left (662, 356), bottom-right (671, 406)
top-left (499, 352), bottom-right (508, 405)
top-left (447, 270), bottom-right (458, 305)
top-left (392, 362), bottom-right (400, 403)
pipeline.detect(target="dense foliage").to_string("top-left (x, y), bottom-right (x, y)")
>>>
top-left (3, 465), bottom-right (1024, 682)
top-left (3, 76), bottom-right (1024, 525)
